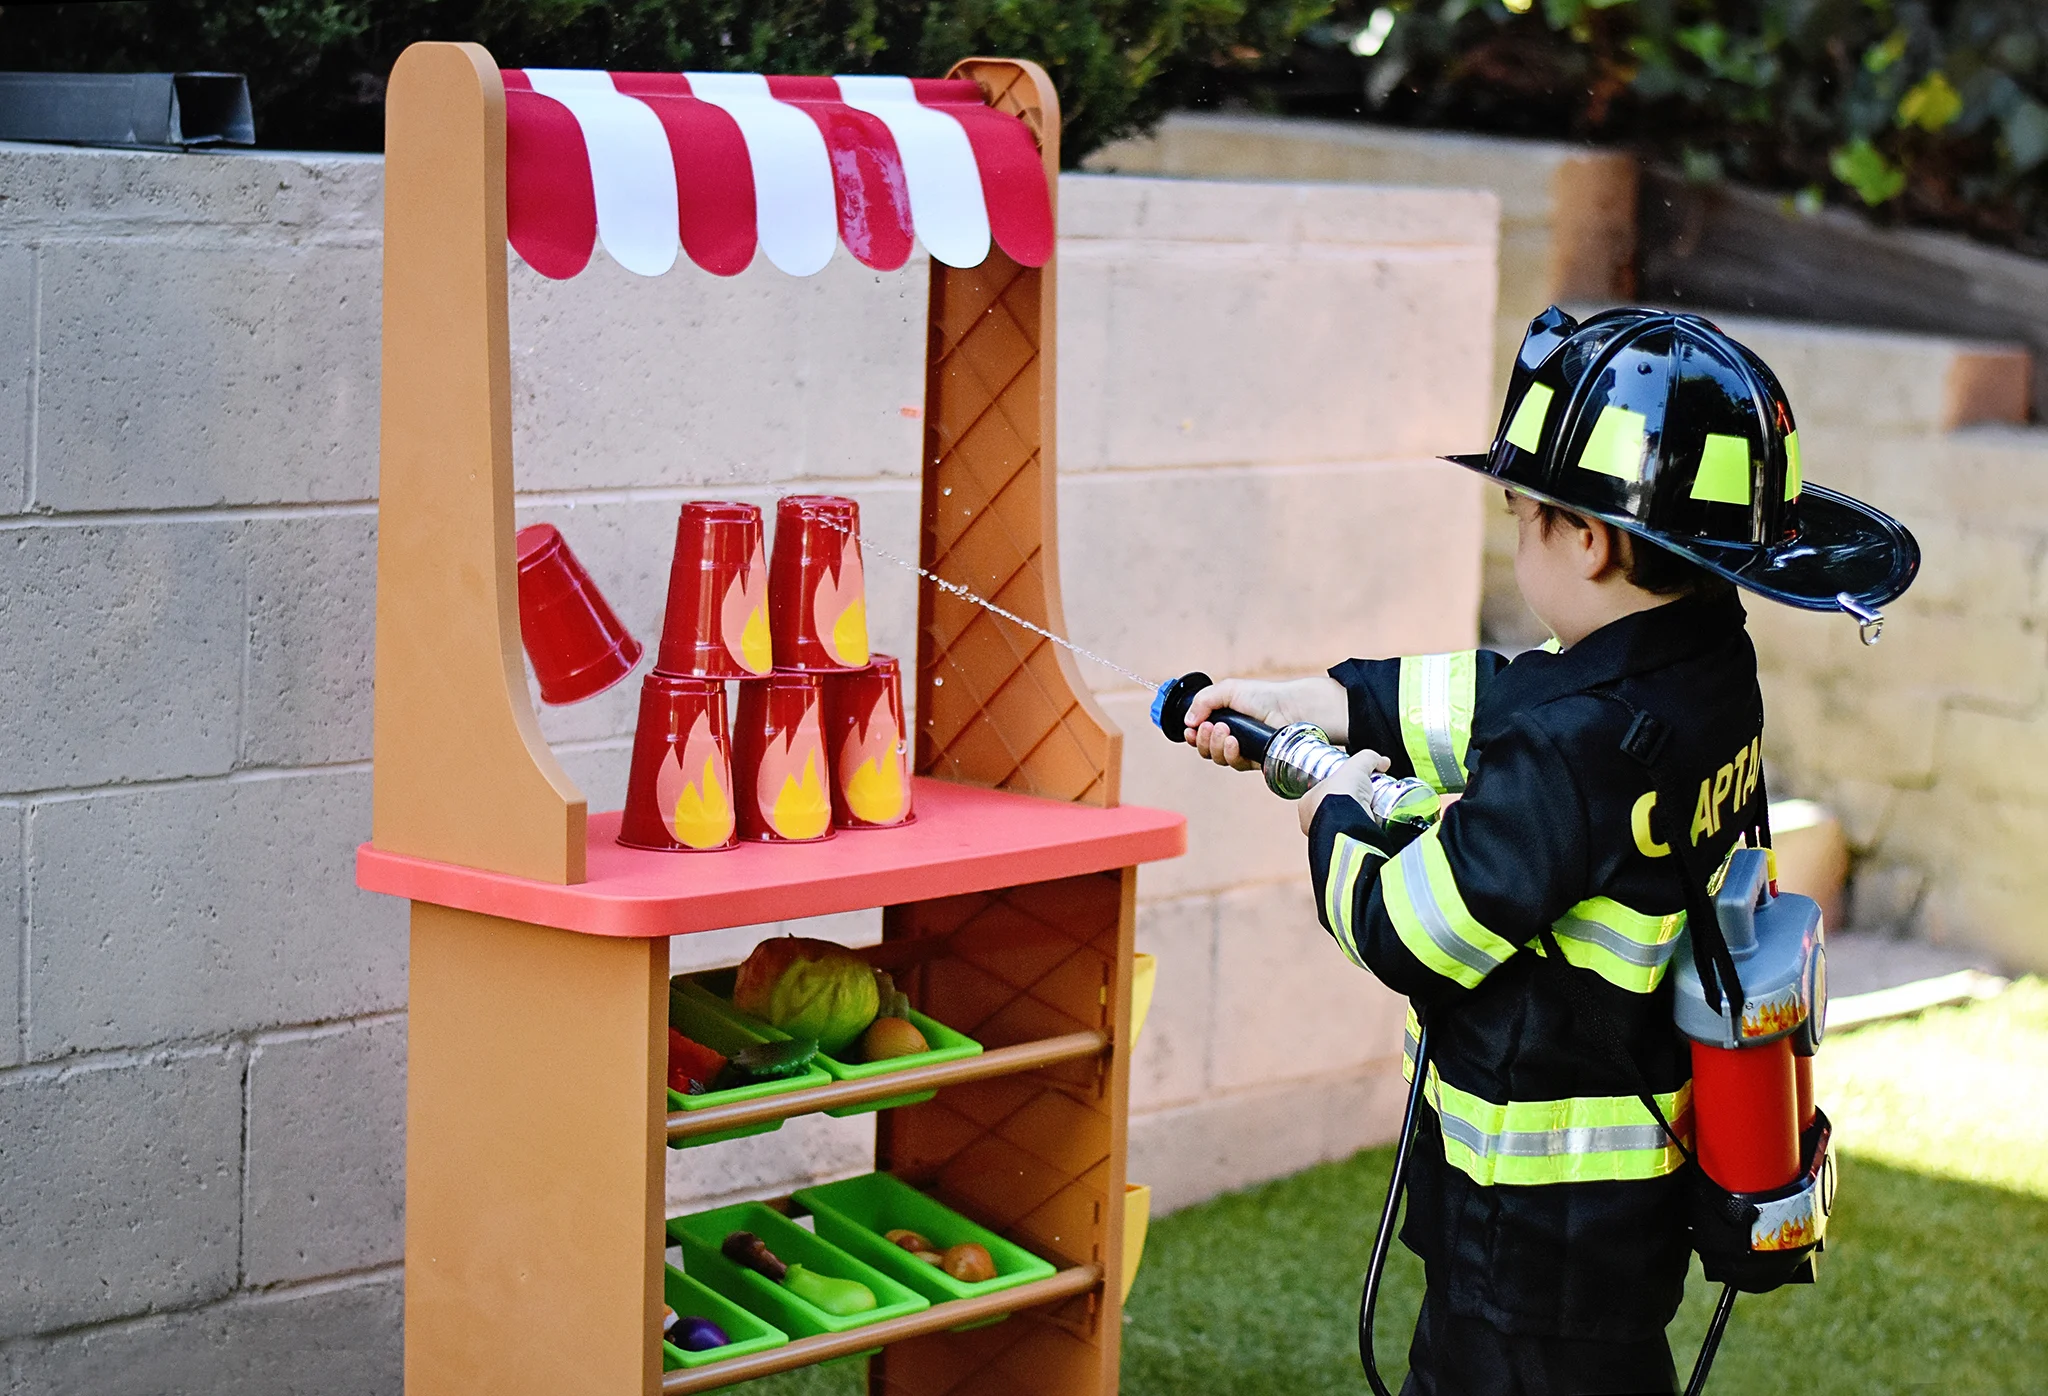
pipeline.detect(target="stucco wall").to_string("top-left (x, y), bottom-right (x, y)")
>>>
top-left (1087, 112), bottom-right (1638, 646)
top-left (1712, 315), bottom-right (2048, 973)
top-left (0, 139), bottom-right (1495, 1385)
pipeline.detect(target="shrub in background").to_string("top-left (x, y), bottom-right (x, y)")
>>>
top-left (1272, 0), bottom-right (2048, 254)
top-left (0, 0), bottom-right (1326, 163)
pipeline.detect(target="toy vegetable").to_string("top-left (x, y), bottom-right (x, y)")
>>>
top-left (721, 1230), bottom-right (877, 1315)
top-left (667, 1029), bottom-right (729, 1095)
top-left (733, 938), bottom-right (880, 1054)
top-left (670, 1316), bottom-right (731, 1352)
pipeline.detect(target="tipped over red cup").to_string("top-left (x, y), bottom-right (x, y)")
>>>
top-left (824, 655), bottom-right (914, 829)
top-left (656, 501), bottom-right (773, 679)
top-left (515, 523), bottom-right (643, 704)
top-left (732, 671), bottom-right (834, 843)
top-left (769, 495), bottom-right (869, 672)
top-left (618, 673), bottom-right (736, 852)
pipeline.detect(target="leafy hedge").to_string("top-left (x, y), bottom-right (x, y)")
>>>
top-left (1281, 0), bottom-right (2048, 253)
top-left (0, 0), bottom-right (1325, 162)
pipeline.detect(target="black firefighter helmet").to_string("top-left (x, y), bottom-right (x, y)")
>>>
top-left (1448, 307), bottom-right (1919, 625)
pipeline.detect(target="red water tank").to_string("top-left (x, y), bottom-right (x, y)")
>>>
top-left (1690, 1037), bottom-right (1801, 1193)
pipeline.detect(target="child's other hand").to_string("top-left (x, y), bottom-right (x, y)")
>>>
top-left (1184, 677), bottom-right (1348, 770)
top-left (1299, 748), bottom-right (1393, 835)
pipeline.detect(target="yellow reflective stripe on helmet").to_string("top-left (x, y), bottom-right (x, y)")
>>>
top-left (1546, 897), bottom-right (1686, 994)
top-left (1784, 429), bottom-right (1803, 500)
top-left (1579, 404), bottom-right (1650, 481)
top-left (1397, 652), bottom-right (1478, 794)
top-left (1690, 432), bottom-right (1752, 505)
top-left (1401, 1041), bottom-right (1693, 1187)
top-left (1321, 832), bottom-right (1384, 972)
top-left (1382, 826), bottom-right (1517, 990)
top-left (1505, 382), bottom-right (1554, 453)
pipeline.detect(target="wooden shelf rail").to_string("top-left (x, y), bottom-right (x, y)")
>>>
top-left (666, 1030), bottom-right (1110, 1143)
top-left (659, 1264), bottom-right (1105, 1393)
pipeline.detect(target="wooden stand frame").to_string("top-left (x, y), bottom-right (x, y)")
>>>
top-left (371, 41), bottom-right (1166, 1396)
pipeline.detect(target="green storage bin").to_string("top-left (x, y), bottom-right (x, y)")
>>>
top-left (667, 979), bottom-right (832, 1149)
top-left (669, 1201), bottom-right (929, 1342)
top-left (792, 1172), bottom-right (1056, 1320)
top-left (682, 971), bottom-right (982, 1116)
top-left (660, 1265), bottom-right (787, 1371)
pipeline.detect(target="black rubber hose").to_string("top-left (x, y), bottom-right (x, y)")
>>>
top-left (1359, 1018), bottom-right (1430, 1396)
top-left (1682, 1284), bottom-right (1738, 1396)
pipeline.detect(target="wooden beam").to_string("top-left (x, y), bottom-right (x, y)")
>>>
top-left (374, 40), bottom-right (585, 882)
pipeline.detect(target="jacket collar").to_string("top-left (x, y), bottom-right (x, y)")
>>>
top-left (1479, 590), bottom-right (1748, 731)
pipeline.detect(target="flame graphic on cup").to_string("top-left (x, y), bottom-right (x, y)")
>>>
top-left (654, 712), bottom-right (734, 849)
top-left (756, 704), bottom-right (831, 840)
top-left (813, 543), bottom-right (869, 668)
top-left (838, 696), bottom-right (909, 825)
top-left (720, 536), bottom-right (773, 675)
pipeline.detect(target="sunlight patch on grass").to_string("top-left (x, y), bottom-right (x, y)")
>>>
top-left (1819, 976), bottom-right (2048, 1197)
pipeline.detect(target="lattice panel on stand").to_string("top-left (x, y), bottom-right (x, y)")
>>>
top-left (918, 254), bottom-right (1120, 807)
top-left (914, 59), bottom-right (1121, 811)
top-left (874, 870), bottom-right (1133, 1396)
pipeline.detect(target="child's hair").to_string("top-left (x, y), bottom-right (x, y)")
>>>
top-left (1533, 502), bottom-right (1735, 599)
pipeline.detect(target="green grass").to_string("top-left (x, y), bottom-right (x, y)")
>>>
top-left (716, 980), bottom-right (2048, 1394)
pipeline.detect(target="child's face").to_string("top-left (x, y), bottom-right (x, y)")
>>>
top-left (1507, 490), bottom-right (1583, 643)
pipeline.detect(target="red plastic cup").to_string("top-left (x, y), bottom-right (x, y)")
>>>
top-left (732, 671), bottom-right (835, 843)
top-left (515, 523), bottom-right (643, 704)
top-left (824, 655), bottom-right (915, 829)
top-left (769, 495), bottom-right (869, 671)
top-left (655, 501), bottom-right (773, 679)
top-left (618, 673), bottom-right (736, 852)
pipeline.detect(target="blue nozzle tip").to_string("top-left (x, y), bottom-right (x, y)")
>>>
top-left (1150, 683), bottom-right (1170, 732)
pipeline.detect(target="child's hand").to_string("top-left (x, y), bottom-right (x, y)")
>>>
top-left (1184, 677), bottom-right (1349, 770)
top-left (1299, 748), bottom-right (1393, 834)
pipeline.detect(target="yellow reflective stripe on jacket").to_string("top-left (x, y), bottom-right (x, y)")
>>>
top-left (1402, 1028), bottom-right (1693, 1186)
top-left (1381, 825), bottom-right (1518, 990)
top-left (1544, 897), bottom-right (1686, 994)
top-left (1397, 652), bottom-right (1478, 793)
top-left (1321, 832), bottom-right (1385, 971)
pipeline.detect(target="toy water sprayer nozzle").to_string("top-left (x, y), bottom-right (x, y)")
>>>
top-left (1153, 671), bottom-right (1439, 828)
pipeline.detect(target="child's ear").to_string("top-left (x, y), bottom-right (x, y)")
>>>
top-left (1579, 519), bottom-right (1620, 581)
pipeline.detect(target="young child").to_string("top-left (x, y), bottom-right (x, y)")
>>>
top-left (1183, 307), bottom-right (1917, 1396)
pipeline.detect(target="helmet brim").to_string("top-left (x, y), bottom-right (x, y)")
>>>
top-left (1445, 455), bottom-right (1920, 613)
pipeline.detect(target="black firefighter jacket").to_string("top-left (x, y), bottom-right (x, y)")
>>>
top-left (1308, 590), bottom-right (1766, 1342)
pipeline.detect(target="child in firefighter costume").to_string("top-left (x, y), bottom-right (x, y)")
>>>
top-left (1184, 307), bottom-right (1918, 1395)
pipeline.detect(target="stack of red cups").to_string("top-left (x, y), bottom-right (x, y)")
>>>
top-left (618, 502), bottom-right (771, 852)
top-left (619, 495), bottom-right (913, 852)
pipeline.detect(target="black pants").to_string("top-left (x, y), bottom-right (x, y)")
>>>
top-left (1398, 1292), bottom-right (1679, 1396)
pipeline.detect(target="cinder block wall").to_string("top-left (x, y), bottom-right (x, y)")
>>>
top-left (0, 141), bottom-right (1494, 1385)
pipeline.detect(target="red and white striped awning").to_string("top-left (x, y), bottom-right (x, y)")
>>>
top-left (502, 70), bottom-right (1054, 280)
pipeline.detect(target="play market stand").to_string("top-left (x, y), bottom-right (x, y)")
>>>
top-left (356, 42), bottom-right (1185, 1396)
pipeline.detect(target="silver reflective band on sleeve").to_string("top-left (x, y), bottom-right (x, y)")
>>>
top-left (1321, 833), bottom-right (1382, 971)
top-left (1399, 653), bottom-right (1476, 795)
top-left (1391, 837), bottom-right (1505, 981)
top-left (1419, 653), bottom-right (1463, 792)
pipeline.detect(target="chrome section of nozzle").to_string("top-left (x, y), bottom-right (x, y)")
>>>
top-left (1262, 723), bottom-right (1441, 830)
top-left (1261, 722), bottom-right (1347, 799)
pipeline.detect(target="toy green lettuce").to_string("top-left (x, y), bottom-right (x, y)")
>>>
top-left (732, 937), bottom-right (880, 1055)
